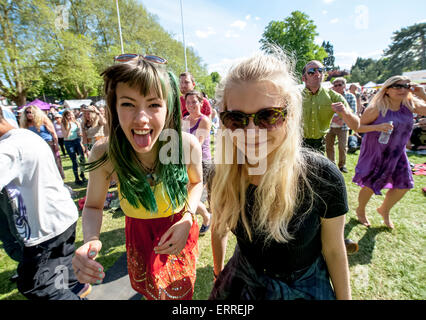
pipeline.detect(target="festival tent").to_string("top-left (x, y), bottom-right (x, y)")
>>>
top-left (403, 70), bottom-right (426, 84)
top-left (21, 98), bottom-right (51, 110)
top-left (63, 99), bottom-right (92, 109)
top-left (363, 81), bottom-right (377, 88)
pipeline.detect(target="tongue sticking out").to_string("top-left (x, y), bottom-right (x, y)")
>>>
top-left (133, 131), bottom-right (151, 148)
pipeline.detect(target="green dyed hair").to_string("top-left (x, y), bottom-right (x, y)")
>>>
top-left (86, 58), bottom-right (188, 213)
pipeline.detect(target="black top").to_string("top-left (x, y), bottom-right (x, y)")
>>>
top-left (232, 151), bottom-right (348, 275)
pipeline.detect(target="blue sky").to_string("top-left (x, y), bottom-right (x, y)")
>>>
top-left (138, 0), bottom-right (426, 76)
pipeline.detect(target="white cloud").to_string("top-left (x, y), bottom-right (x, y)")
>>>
top-left (330, 18), bottom-right (339, 24)
top-left (195, 27), bottom-right (216, 39)
top-left (322, 10), bottom-right (328, 15)
top-left (323, 0), bottom-right (335, 4)
top-left (225, 30), bottom-right (240, 38)
top-left (230, 20), bottom-right (247, 30)
top-left (255, 17), bottom-right (260, 21)
top-left (245, 15), bottom-right (251, 20)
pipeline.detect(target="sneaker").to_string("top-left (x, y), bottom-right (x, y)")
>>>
top-left (339, 166), bottom-right (348, 173)
top-left (199, 224), bottom-right (210, 236)
top-left (345, 239), bottom-right (359, 255)
top-left (77, 283), bottom-right (92, 299)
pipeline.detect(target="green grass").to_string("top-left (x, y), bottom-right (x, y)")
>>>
top-left (0, 149), bottom-right (425, 300)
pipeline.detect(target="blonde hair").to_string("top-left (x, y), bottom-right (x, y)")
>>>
top-left (20, 105), bottom-right (47, 131)
top-left (369, 75), bottom-right (425, 116)
top-left (211, 48), bottom-right (312, 243)
top-left (82, 108), bottom-right (101, 129)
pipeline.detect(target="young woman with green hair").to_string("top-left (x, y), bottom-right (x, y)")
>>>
top-left (72, 54), bottom-right (204, 300)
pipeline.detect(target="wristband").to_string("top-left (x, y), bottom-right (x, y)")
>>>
top-left (213, 270), bottom-right (219, 280)
top-left (183, 208), bottom-right (196, 223)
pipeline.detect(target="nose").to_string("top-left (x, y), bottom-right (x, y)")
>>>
top-left (245, 117), bottom-right (258, 130)
top-left (134, 109), bottom-right (150, 124)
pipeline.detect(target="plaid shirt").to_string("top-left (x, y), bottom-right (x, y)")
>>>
top-left (330, 92), bottom-right (357, 130)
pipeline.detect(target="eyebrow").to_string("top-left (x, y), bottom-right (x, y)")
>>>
top-left (118, 96), bottom-right (161, 102)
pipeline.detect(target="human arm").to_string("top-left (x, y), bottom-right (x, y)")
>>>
top-left (411, 84), bottom-right (426, 116)
top-left (356, 106), bottom-right (393, 133)
top-left (331, 102), bottom-right (360, 131)
top-left (44, 118), bottom-right (58, 143)
top-left (196, 116), bottom-right (212, 145)
top-left (61, 123), bottom-right (70, 139)
top-left (154, 132), bottom-right (204, 255)
top-left (72, 142), bottom-right (110, 284)
top-left (211, 227), bottom-right (229, 280)
top-left (321, 215), bottom-right (352, 300)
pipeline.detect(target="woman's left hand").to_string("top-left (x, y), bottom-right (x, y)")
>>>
top-left (154, 213), bottom-right (193, 255)
top-left (411, 83), bottom-right (426, 99)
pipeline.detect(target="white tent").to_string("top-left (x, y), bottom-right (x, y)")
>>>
top-left (63, 99), bottom-right (92, 109)
top-left (363, 81), bottom-right (377, 88)
top-left (403, 70), bottom-right (426, 83)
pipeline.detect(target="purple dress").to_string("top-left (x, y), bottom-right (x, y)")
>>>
top-left (352, 104), bottom-right (414, 195)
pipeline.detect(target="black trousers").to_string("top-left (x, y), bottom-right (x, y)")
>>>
top-left (17, 223), bottom-right (85, 300)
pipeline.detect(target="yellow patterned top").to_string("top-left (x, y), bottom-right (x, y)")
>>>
top-left (118, 182), bottom-right (184, 219)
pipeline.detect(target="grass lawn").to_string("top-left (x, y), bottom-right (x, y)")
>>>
top-left (0, 148), bottom-right (425, 300)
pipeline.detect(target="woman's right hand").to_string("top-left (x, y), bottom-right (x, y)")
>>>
top-left (72, 240), bottom-right (105, 284)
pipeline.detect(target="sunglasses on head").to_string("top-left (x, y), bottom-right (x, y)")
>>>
top-left (388, 83), bottom-right (411, 90)
top-left (220, 107), bottom-right (287, 131)
top-left (114, 53), bottom-right (167, 64)
top-left (306, 67), bottom-right (324, 75)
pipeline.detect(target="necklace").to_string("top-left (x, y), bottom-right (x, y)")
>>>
top-left (138, 158), bottom-right (158, 183)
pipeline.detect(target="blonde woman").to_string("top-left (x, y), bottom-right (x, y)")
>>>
top-left (353, 76), bottom-right (426, 228)
top-left (81, 105), bottom-right (106, 153)
top-left (210, 50), bottom-right (351, 300)
top-left (20, 105), bottom-right (65, 179)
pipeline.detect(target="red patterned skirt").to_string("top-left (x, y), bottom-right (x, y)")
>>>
top-left (125, 212), bottom-right (199, 300)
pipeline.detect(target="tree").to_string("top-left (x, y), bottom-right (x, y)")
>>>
top-left (322, 41), bottom-right (336, 71)
top-left (0, 0), bottom-right (212, 104)
top-left (259, 11), bottom-right (328, 76)
top-left (347, 57), bottom-right (392, 85)
top-left (384, 23), bottom-right (426, 74)
top-left (0, 0), bottom-right (47, 106)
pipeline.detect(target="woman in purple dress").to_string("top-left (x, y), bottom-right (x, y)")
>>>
top-left (353, 76), bottom-right (426, 228)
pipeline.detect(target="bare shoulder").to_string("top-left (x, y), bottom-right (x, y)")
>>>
top-left (88, 139), bottom-right (114, 173)
top-left (360, 105), bottom-right (379, 124)
top-left (182, 131), bottom-right (200, 148)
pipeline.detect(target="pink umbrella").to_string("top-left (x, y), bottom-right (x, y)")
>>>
top-left (21, 99), bottom-right (52, 110)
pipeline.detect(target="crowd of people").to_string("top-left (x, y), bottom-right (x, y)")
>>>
top-left (1, 48), bottom-right (425, 301)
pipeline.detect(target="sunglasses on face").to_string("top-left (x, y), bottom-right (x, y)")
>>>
top-left (388, 83), bottom-right (411, 90)
top-left (114, 53), bottom-right (167, 64)
top-left (306, 67), bottom-right (325, 75)
top-left (220, 107), bottom-right (287, 131)
top-left (25, 110), bottom-right (32, 114)
top-left (333, 83), bottom-right (344, 87)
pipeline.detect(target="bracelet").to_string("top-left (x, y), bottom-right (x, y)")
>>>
top-left (183, 208), bottom-right (196, 222)
top-left (213, 270), bottom-right (219, 280)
